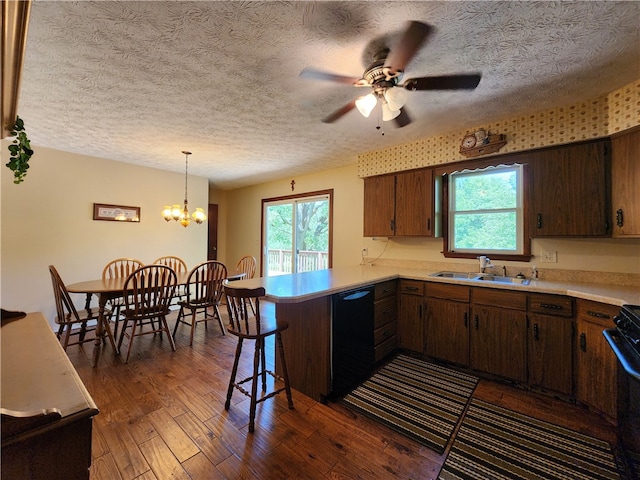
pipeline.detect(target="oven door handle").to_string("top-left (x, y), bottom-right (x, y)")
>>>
top-left (603, 329), bottom-right (640, 381)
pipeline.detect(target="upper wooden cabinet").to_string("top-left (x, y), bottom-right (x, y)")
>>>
top-left (528, 139), bottom-right (611, 237)
top-left (611, 128), bottom-right (640, 238)
top-left (363, 168), bottom-right (434, 237)
top-left (363, 174), bottom-right (395, 237)
top-left (395, 169), bottom-right (434, 236)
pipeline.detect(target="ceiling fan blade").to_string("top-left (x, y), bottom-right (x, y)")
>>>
top-left (300, 68), bottom-right (362, 86)
top-left (394, 107), bottom-right (411, 128)
top-left (322, 100), bottom-right (357, 123)
top-left (383, 21), bottom-right (432, 75)
top-left (402, 74), bottom-right (482, 91)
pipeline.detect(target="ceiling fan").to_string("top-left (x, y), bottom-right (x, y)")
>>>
top-left (300, 21), bottom-right (481, 128)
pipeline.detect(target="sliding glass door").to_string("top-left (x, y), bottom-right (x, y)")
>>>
top-left (262, 190), bottom-right (332, 276)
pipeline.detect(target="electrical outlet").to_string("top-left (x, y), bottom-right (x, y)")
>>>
top-left (362, 248), bottom-right (368, 257)
top-left (540, 250), bottom-right (557, 263)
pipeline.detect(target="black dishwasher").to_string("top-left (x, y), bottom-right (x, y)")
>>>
top-left (331, 285), bottom-right (375, 399)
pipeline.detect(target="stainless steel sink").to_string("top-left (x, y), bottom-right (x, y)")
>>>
top-left (476, 274), bottom-right (531, 285)
top-left (430, 271), bottom-right (531, 285)
top-left (430, 271), bottom-right (480, 279)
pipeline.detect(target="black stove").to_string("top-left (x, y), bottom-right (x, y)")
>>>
top-left (604, 304), bottom-right (640, 381)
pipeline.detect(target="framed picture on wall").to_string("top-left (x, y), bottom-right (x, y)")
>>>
top-left (93, 203), bottom-right (140, 222)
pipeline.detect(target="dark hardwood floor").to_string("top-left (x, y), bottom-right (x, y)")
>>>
top-left (66, 304), bottom-right (620, 480)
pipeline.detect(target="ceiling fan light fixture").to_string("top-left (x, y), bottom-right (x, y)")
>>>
top-left (355, 93), bottom-right (377, 117)
top-left (383, 87), bottom-right (408, 112)
top-left (381, 102), bottom-right (401, 122)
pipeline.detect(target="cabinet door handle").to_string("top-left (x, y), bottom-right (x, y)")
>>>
top-left (418, 304), bottom-right (423, 319)
top-left (533, 323), bottom-right (539, 341)
top-left (536, 213), bottom-right (542, 229)
top-left (616, 208), bottom-right (624, 227)
top-left (579, 332), bottom-right (586, 352)
top-left (404, 286), bottom-right (419, 292)
top-left (427, 218), bottom-right (431, 231)
top-left (390, 219), bottom-right (395, 232)
top-left (540, 303), bottom-right (562, 310)
top-left (587, 310), bottom-right (610, 320)
top-left (474, 315), bottom-right (479, 330)
top-left (463, 312), bottom-right (468, 328)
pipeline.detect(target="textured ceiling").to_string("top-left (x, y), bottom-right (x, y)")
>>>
top-left (17, 1), bottom-right (640, 190)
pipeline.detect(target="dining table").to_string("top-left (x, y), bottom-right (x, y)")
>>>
top-left (66, 265), bottom-right (247, 367)
top-left (66, 270), bottom-right (211, 367)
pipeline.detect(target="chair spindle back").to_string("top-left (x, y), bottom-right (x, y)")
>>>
top-left (186, 261), bottom-right (227, 306)
top-left (224, 285), bottom-right (264, 336)
top-left (123, 265), bottom-right (177, 318)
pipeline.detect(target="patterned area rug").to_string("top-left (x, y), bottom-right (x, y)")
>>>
top-left (627, 450), bottom-right (640, 480)
top-left (439, 399), bottom-right (621, 480)
top-left (342, 355), bottom-right (478, 453)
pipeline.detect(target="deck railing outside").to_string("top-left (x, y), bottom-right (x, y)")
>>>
top-left (267, 249), bottom-right (328, 275)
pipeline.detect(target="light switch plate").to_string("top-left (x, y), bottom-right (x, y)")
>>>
top-left (540, 250), bottom-right (557, 263)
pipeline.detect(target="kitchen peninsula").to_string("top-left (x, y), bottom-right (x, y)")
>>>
top-left (230, 265), bottom-right (640, 401)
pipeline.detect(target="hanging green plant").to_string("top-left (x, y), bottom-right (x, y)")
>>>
top-left (6, 116), bottom-right (34, 184)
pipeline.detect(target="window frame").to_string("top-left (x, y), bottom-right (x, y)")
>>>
top-left (439, 162), bottom-right (531, 261)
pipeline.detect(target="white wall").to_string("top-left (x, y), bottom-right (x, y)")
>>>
top-left (1, 143), bottom-right (208, 324)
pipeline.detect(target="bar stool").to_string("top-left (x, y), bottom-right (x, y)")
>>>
top-left (223, 284), bottom-right (294, 432)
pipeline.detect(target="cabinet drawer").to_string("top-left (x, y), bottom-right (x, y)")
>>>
top-left (374, 322), bottom-right (397, 346)
top-left (399, 280), bottom-right (424, 296)
top-left (529, 294), bottom-right (573, 317)
top-left (374, 296), bottom-right (397, 329)
top-left (472, 288), bottom-right (527, 310)
top-left (375, 280), bottom-right (397, 300)
top-left (576, 299), bottom-right (618, 328)
top-left (374, 335), bottom-right (397, 363)
top-left (426, 283), bottom-right (470, 302)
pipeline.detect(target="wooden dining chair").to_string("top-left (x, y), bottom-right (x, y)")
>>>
top-left (153, 256), bottom-right (188, 306)
top-left (173, 261), bottom-right (227, 346)
top-left (224, 284), bottom-right (294, 432)
top-left (235, 255), bottom-right (257, 314)
top-left (118, 265), bottom-right (177, 363)
top-left (102, 258), bottom-right (144, 339)
top-left (49, 265), bottom-right (116, 352)
top-left (235, 255), bottom-right (257, 280)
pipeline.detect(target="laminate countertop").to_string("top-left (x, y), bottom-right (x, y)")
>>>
top-left (229, 265), bottom-right (640, 307)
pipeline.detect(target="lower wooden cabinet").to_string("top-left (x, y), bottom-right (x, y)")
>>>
top-left (398, 280), bottom-right (424, 353)
top-left (471, 304), bottom-right (527, 382)
top-left (576, 299), bottom-right (620, 419)
top-left (425, 283), bottom-right (470, 367)
top-left (528, 313), bottom-right (573, 395)
top-left (471, 288), bottom-right (528, 383)
top-left (528, 294), bottom-right (573, 396)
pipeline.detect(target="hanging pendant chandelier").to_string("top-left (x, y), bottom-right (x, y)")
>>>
top-left (162, 151), bottom-right (207, 227)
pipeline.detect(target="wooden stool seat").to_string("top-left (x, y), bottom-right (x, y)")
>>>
top-left (224, 284), bottom-right (294, 432)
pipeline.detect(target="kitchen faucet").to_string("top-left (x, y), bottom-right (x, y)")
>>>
top-left (478, 256), bottom-right (506, 276)
top-left (478, 256), bottom-right (492, 273)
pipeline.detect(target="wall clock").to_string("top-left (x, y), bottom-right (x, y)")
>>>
top-left (460, 131), bottom-right (507, 158)
top-left (461, 134), bottom-right (477, 149)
